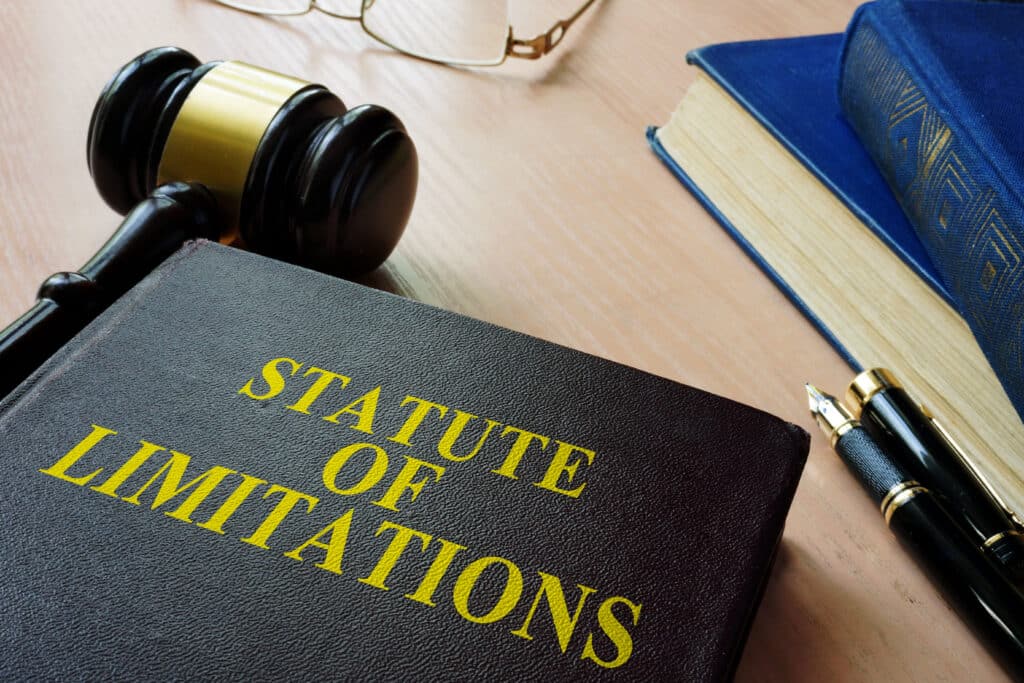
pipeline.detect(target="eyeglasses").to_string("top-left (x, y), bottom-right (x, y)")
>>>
top-left (211, 0), bottom-right (601, 67)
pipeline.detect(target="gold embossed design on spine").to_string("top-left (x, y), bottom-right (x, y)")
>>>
top-left (157, 61), bottom-right (310, 234)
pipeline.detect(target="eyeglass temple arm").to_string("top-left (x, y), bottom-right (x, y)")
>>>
top-left (506, 0), bottom-right (600, 60)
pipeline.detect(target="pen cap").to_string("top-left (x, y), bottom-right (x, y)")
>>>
top-left (848, 367), bottom-right (1022, 550)
top-left (887, 491), bottom-right (1024, 674)
top-left (986, 532), bottom-right (1024, 587)
top-left (845, 368), bottom-right (900, 417)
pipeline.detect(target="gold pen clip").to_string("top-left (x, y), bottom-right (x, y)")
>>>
top-left (921, 404), bottom-right (1024, 531)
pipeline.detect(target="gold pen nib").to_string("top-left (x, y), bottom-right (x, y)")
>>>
top-left (806, 383), bottom-right (858, 447)
top-left (805, 383), bottom-right (827, 413)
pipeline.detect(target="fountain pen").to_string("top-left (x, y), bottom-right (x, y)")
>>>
top-left (807, 384), bottom-right (1024, 675)
top-left (846, 368), bottom-right (1024, 587)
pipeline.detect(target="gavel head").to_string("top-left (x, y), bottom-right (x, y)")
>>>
top-left (87, 47), bottom-right (417, 276)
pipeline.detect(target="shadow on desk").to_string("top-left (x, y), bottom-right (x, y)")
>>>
top-left (736, 541), bottom-right (890, 682)
top-left (355, 266), bottom-right (400, 295)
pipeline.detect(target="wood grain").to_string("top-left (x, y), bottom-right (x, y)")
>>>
top-left (0, 1), bottom-right (1010, 680)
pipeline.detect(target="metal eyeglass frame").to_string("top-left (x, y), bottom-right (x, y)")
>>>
top-left (212, 0), bottom-right (601, 66)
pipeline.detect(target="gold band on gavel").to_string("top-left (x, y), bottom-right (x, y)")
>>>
top-left (156, 61), bottom-right (310, 235)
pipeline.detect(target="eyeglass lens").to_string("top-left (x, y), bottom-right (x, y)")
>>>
top-left (361, 0), bottom-right (510, 66)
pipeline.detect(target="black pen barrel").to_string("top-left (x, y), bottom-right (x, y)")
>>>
top-left (859, 384), bottom-right (1014, 539)
top-left (853, 373), bottom-right (1024, 587)
top-left (829, 422), bottom-right (1024, 678)
top-left (889, 491), bottom-right (1024, 678)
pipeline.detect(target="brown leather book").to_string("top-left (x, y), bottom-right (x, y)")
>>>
top-left (0, 241), bottom-right (808, 680)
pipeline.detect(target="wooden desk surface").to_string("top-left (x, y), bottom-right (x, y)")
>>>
top-left (0, 1), bottom-right (1009, 680)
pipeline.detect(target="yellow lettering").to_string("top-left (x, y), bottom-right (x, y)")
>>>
top-left (195, 473), bottom-right (269, 534)
top-left (437, 410), bottom-right (502, 462)
top-left (491, 427), bottom-right (549, 480)
top-left (534, 441), bottom-right (595, 499)
top-left (322, 386), bottom-right (381, 434)
top-left (358, 521), bottom-right (433, 590)
top-left (322, 443), bottom-right (389, 496)
top-left (388, 396), bottom-right (449, 447)
top-left (120, 451), bottom-right (236, 524)
top-left (282, 509), bottom-right (355, 574)
top-left (285, 366), bottom-right (351, 414)
top-left (511, 573), bottom-right (597, 653)
top-left (90, 441), bottom-right (167, 498)
top-left (452, 556), bottom-right (523, 624)
top-left (238, 357), bottom-right (302, 400)
top-left (580, 596), bottom-right (642, 669)
top-left (373, 456), bottom-right (445, 512)
top-left (240, 485), bottom-right (319, 549)
top-left (405, 538), bottom-right (468, 607)
top-left (39, 424), bottom-right (117, 485)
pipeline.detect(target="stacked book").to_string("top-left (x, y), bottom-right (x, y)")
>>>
top-left (651, 0), bottom-right (1024, 513)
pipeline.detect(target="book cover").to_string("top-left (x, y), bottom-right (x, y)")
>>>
top-left (657, 32), bottom-right (952, 309)
top-left (838, 0), bottom-right (1024, 423)
top-left (0, 241), bottom-right (808, 680)
top-left (646, 25), bottom-right (1024, 515)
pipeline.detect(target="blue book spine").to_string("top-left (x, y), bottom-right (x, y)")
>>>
top-left (838, 0), bottom-right (1024, 422)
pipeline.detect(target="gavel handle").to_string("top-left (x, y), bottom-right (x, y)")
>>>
top-left (0, 183), bottom-right (222, 399)
top-left (0, 281), bottom-right (102, 397)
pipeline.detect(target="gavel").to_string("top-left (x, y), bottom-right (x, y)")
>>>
top-left (0, 47), bottom-right (418, 398)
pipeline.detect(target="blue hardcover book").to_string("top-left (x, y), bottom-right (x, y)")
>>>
top-left (839, 0), bottom-right (1024, 422)
top-left (648, 0), bottom-right (1024, 423)
top-left (651, 32), bottom-right (951, 309)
